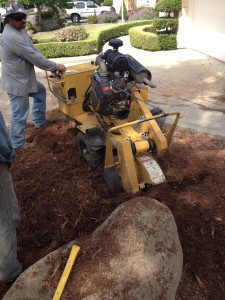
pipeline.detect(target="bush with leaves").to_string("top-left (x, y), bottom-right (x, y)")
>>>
top-left (128, 8), bottom-right (158, 21)
top-left (87, 15), bottom-right (98, 24)
top-left (35, 7), bottom-right (66, 31)
top-left (158, 33), bottom-right (177, 50)
top-left (34, 20), bottom-right (152, 58)
top-left (129, 25), bottom-right (160, 51)
top-left (129, 25), bottom-right (177, 51)
top-left (155, 0), bottom-right (182, 16)
top-left (26, 22), bottom-right (41, 34)
top-left (103, 0), bottom-right (113, 5)
top-left (53, 26), bottom-right (87, 42)
top-left (97, 12), bottom-right (119, 23)
top-left (153, 17), bottom-right (178, 33)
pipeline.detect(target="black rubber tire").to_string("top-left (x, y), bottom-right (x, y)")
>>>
top-left (151, 108), bottom-right (166, 129)
top-left (71, 14), bottom-right (80, 23)
top-left (76, 131), bottom-right (104, 170)
top-left (103, 166), bottom-right (122, 192)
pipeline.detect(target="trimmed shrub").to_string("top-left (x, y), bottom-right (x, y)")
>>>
top-left (155, 0), bottom-right (182, 14)
top-left (103, 0), bottom-right (113, 5)
top-left (32, 37), bottom-right (54, 44)
top-left (26, 22), bottom-right (41, 33)
top-left (97, 12), bottom-right (119, 23)
top-left (35, 20), bottom-right (152, 58)
top-left (97, 20), bottom-right (152, 48)
top-left (87, 15), bottom-right (98, 24)
top-left (153, 17), bottom-right (178, 32)
top-left (158, 33), bottom-right (177, 50)
top-left (129, 25), bottom-right (160, 51)
top-left (129, 25), bottom-right (177, 51)
top-left (65, 22), bottom-right (81, 27)
top-left (128, 8), bottom-right (158, 21)
top-left (34, 40), bottom-right (97, 58)
top-left (53, 26), bottom-right (87, 42)
top-left (36, 8), bottom-right (66, 31)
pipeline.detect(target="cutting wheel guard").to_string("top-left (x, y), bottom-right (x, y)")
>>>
top-left (108, 111), bottom-right (180, 145)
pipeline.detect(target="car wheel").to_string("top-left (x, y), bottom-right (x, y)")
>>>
top-left (71, 14), bottom-right (80, 23)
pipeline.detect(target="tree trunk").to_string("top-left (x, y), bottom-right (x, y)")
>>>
top-left (128, 0), bottom-right (136, 12)
top-left (37, 5), bottom-right (42, 23)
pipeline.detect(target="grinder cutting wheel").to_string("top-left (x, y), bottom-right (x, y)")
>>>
top-left (46, 38), bottom-right (180, 193)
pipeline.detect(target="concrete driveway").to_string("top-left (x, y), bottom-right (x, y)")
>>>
top-left (0, 35), bottom-right (225, 137)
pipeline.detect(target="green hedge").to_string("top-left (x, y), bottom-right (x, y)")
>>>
top-left (129, 25), bottom-right (177, 51)
top-left (152, 17), bottom-right (178, 31)
top-left (32, 37), bottom-right (54, 44)
top-left (154, 0), bottom-right (182, 13)
top-left (35, 20), bottom-right (152, 58)
top-left (129, 25), bottom-right (160, 51)
top-left (158, 33), bottom-right (177, 50)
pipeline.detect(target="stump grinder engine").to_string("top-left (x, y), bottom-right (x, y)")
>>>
top-left (46, 38), bottom-right (180, 193)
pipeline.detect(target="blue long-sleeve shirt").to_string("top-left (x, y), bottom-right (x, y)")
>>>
top-left (0, 111), bottom-right (15, 163)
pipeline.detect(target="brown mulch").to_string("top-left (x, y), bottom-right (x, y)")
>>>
top-left (0, 108), bottom-right (225, 299)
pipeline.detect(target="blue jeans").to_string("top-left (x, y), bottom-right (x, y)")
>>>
top-left (0, 162), bottom-right (22, 282)
top-left (8, 81), bottom-right (47, 148)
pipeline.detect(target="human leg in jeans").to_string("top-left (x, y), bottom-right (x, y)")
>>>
top-left (0, 162), bottom-right (22, 283)
top-left (30, 81), bottom-right (47, 128)
top-left (9, 81), bottom-right (47, 148)
top-left (8, 93), bottom-right (29, 149)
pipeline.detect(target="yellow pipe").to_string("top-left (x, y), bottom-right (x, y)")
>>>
top-left (108, 112), bottom-right (179, 133)
top-left (52, 245), bottom-right (80, 300)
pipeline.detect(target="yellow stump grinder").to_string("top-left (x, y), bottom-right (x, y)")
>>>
top-left (46, 38), bottom-right (180, 194)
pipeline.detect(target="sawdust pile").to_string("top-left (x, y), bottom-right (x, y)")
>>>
top-left (1, 108), bottom-right (225, 299)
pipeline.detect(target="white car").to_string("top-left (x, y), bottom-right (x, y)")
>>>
top-left (64, 1), bottom-right (115, 23)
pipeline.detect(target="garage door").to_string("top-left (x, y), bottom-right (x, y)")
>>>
top-left (190, 0), bottom-right (225, 61)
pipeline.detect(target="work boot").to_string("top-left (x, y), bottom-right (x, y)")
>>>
top-left (35, 119), bottom-right (57, 128)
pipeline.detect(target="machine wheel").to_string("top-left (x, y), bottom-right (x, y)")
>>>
top-left (103, 166), bottom-right (122, 192)
top-left (76, 131), bottom-right (104, 170)
top-left (151, 108), bottom-right (166, 129)
top-left (71, 13), bottom-right (80, 23)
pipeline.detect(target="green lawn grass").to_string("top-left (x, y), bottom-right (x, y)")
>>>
top-left (32, 23), bottom-right (113, 41)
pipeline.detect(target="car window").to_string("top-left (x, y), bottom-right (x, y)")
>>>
top-left (67, 2), bottom-right (75, 9)
top-left (87, 2), bottom-right (97, 8)
top-left (76, 3), bottom-right (85, 9)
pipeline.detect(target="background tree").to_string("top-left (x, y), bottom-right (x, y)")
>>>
top-left (103, 0), bottom-right (113, 6)
top-left (155, 0), bottom-right (182, 17)
top-left (0, 0), bottom-right (72, 22)
top-left (127, 0), bottom-right (136, 12)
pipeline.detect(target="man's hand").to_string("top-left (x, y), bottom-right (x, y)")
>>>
top-left (58, 64), bottom-right (66, 73)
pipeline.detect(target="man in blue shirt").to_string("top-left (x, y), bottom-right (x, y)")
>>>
top-left (0, 111), bottom-right (22, 282)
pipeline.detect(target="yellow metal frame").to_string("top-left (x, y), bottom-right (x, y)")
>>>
top-left (46, 62), bottom-right (180, 193)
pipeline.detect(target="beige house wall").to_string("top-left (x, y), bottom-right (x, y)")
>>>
top-left (178, 0), bottom-right (225, 62)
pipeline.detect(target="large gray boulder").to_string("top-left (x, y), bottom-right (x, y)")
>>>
top-left (4, 197), bottom-right (183, 300)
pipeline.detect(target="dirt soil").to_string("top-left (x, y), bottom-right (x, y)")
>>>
top-left (0, 108), bottom-right (225, 299)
